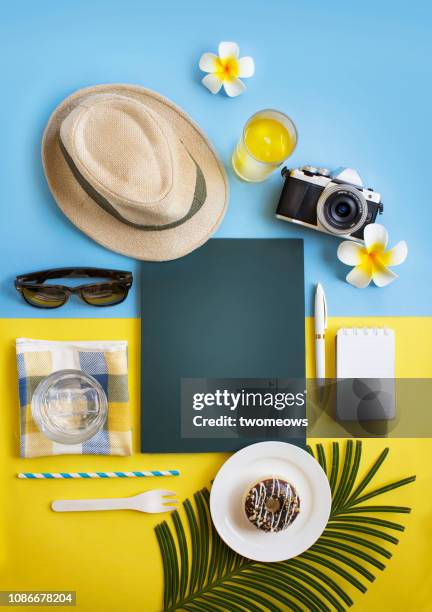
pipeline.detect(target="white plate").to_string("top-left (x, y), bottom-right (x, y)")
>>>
top-left (210, 441), bottom-right (331, 562)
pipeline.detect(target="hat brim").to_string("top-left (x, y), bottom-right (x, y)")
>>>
top-left (42, 84), bottom-right (229, 261)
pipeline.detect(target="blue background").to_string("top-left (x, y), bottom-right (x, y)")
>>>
top-left (1, 0), bottom-right (431, 317)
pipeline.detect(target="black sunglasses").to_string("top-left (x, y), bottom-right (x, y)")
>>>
top-left (15, 267), bottom-right (133, 309)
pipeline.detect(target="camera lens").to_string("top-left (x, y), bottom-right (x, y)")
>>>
top-left (316, 185), bottom-right (368, 235)
top-left (328, 194), bottom-right (359, 224)
top-left (335, 202), bottom-right (351, 217)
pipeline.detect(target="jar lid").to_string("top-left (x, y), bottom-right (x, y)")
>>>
top-left (31, 369), bottom-right (108, 444)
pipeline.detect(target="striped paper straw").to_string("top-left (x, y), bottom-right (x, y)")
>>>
top-left (17, 470), bottom-right (180, 479)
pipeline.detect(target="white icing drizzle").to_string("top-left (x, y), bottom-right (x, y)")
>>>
top-left (245, 477), bottom-right (300, 532)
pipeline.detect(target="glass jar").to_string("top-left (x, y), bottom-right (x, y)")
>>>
top-left (232, 109), bottom-right (297, 182)
top-left (31, 369), bottom-right (108, 444)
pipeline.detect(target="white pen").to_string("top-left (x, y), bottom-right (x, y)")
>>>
top-left (314, 283), bottom-right (328, 380)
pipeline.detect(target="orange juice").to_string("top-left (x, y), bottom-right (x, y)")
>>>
top-left (245, 117), bottom-right (294, 164)
top-left (232, 110), bottom-right (297, 182)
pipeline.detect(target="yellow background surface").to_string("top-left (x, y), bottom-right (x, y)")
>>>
top-left (0, 318), bottom-right (431, 611)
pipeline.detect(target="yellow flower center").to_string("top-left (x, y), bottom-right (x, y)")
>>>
top-left (359, 247), bottom-right (387, 274)
top-left (215, 56), bottom-right (239, 82)
top-left (367, 241), bottom-right (385, 254)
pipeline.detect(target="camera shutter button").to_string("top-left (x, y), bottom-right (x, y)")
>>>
top-left (302, 165), bottom-right (318, 174)
top-left (318, 168), bottom-right (331, 177)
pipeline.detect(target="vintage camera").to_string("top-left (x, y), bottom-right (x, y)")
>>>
top-left (276, 166), bottom-right (383, 241)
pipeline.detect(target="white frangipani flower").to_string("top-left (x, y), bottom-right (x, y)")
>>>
top-left (199, 41), bottom-right (255, 97)
top-left (337, 223), bottom-right (408, 288)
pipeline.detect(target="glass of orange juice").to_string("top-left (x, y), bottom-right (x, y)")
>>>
top-left (232, 109), bottom-right (297, 182)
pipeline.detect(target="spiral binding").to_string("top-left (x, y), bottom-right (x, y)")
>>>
top-left (341, 327), bottom-right (390, 336)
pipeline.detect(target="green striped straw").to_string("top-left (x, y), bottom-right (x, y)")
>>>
top-left (18, 470), bottom-right (180, 479)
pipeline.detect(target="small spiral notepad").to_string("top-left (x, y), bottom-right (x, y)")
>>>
top-left (336, 328), bottom-right (395, 421)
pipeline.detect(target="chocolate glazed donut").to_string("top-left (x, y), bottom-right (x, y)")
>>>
top-left (244, 476), bottom-right (300, 533)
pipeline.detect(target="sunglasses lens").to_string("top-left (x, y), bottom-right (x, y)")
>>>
top-left (80, 284), bottom-right (128, 307)
top-left (22, 286), bottom-right (67, 308)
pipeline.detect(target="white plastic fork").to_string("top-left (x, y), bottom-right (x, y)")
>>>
top-left (51, 489), bottom-right (178, 513)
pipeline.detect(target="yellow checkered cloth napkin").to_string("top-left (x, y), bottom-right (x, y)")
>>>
top-left (16, 339), bottom-right (132, 458)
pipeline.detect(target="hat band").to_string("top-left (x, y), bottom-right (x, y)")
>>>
top-left (59, 138), bottom-right (207, 231)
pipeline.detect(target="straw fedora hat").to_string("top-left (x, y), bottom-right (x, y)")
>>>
top-left (42, 84), bottom-right (228, 261)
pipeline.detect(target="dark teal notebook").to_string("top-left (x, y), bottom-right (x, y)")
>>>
top-left (140, 238), bottom-right (305, 453)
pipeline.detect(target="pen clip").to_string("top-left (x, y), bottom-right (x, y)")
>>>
top-left (322, 290), bottom-right (328, 330)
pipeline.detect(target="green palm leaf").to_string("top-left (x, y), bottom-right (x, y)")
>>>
top-left (155, 441), bottom-right (416, 611)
